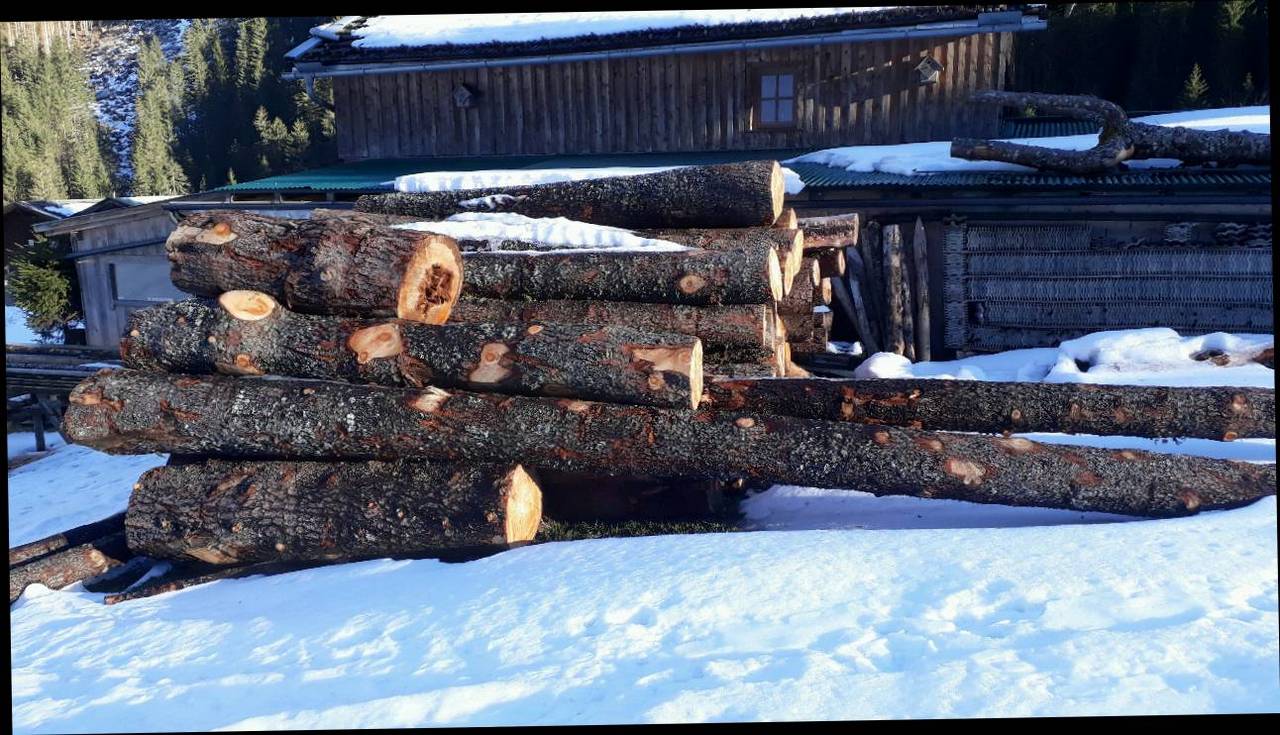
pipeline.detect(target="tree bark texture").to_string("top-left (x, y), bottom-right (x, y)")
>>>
top-left (857, 222), bottom-right (886, 347)
top-left (882, 224), bottom-right (907, 355)
top-left (166, 211), bottom-right (464, 324)
top-left (354, 161), bottom-right (786, 229)
top-left (461, 247), bottom-right (782, 305)
top-left (120, 297), bottom-right (703, 409)
top-left (125, 459), bottom-right (542, 565)
top-left (9, 512), bottom-right (124, 567)
top-left (703, 377), bottom-right (1276, 440)
top-left (911, 218), bottom-right (932, 362)
top-left (779, 257), bottom-right (822, 314)
top-left (448, 297), bottom-right (772, 351)
top-left (703, 362), bottom-right (780, 379)
top-left (63, 371), bottom-right (1276, 517)
top-left (10, 532), bottom-right (130, 603)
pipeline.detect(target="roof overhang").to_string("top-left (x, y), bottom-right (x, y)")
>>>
top-left (286, 11), bottom-right (1046, 81)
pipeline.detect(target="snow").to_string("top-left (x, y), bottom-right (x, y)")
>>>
top-left (854, 328), bottom-right (1274, 388)
top-left (7, 432), bottom-right (68, 461)
top-left (395, 165), bottom-right (805, 195)
top-left (36, 199), bottom-right (100, 218)
top-left (8, 325), bottom-right (1278, 727)
top-left (395, 213), bottom-right (690, 254)
top-left (787, 106), bottom-right (1271, 175)
top-left (344, 10), bottom-right (895, 48)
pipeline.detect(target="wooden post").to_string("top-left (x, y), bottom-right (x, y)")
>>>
top-left (841, 248), bottom-right (880, 354)
top-left (858, 222), bottom-right (885, 348)
top-left (881, 224), bottom-right (906, 356)
top-left (911, 217), bottom-right (932, 362)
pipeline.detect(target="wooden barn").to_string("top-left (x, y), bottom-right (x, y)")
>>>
top-left (284, 7), bottom-right (1046, 159)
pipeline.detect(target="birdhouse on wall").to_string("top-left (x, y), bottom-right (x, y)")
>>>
top-left (916, 55), bottom-right (944, 85)
top-left (452, 83), bottom-right (476, 108)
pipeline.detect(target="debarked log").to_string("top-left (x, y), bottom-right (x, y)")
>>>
top-left (703, 377), bottom-right (1276, 440)
top-left (354, 161), bottom-right (786, 229)
top-left (166, 211), bottom-right (463, 324)
top-left (125, 459), bottom-right (542, 565)
top-left (121, 294), bottom-right (703, 408)
top-left (63, 371), bottom-right (1277, 517)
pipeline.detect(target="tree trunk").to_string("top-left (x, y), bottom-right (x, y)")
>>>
top-left (10, 532), bottom-right (129, 603)
top-left (461, 247), bottom-right (782, 305)
top-left (801, 218), bottom-right (860, 250)
top-left (858, 222), bottom-right (886, 347)
top-left (64, 371), bottom-right (1276, 517)
top-left (843, 248), bottom-right (881, 354)
top-left (448, 297), bottom-right (773, 351)
top-left (308, 209), bottom-right (425, 226)
top-left (831, 272), bottom-right (880, 354)
top-left (639, 227), bottom-right (804, 295)
top-left (704, 362), bottom-right (780, 379)
top-left (9, 512), bottom-right (124, 567)
top-left (703, 377), bottom-right (1276, 440)
top-left (881, 224), bottom-right (907, 355)
top-left (125, 459), bottom-right (542, 565)
top-left (354, 161), bottom-right (787, 228)
top-left (121, 295), bottom-right (703, 409)
top-left (911, 218), bottom-right (932, 362)
top-left (166, 211), bottom-right (464, 324)
top-left (779, 257), bottom-right (822, 314)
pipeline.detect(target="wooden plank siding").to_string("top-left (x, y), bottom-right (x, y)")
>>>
top-left (331, 33), bottom-right (1006, 160)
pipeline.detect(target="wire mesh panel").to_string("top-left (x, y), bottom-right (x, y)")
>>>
top-left (942, 222), bottom-right (1274, 352)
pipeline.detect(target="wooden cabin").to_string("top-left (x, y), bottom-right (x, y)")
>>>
top-left (284, 7), bottom-right (1046, 160)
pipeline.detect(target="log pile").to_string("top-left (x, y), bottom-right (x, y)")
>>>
top-left (17, 161), bottom-right (1275, 604)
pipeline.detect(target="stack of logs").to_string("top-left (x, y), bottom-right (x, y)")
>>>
top-left (12, 161), bottom-right (1278, 604)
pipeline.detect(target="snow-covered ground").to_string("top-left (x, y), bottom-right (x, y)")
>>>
top-left (9, 327), bottom-right (1277, 728)
top-left (787, 107), bottom-right (1271, 175)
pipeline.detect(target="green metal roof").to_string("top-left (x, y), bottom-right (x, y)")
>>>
top-left (217, 153), bottom-right (1271, 196)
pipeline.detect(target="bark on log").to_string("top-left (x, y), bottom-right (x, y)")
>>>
top-left (448, 297), bottom-right (772, 351)
top-left (703, 362), bottom-right (779, 379)
top-left (952, 91), bottom-right (1271, 174)
top-left (461, 247), bottom-right (782, 305)
top-left (898, 231), bottom-right (917, 362)
top-left (121, 296), bottom-right (703, 409)
top-left (10, 532), bottom-right (129, 603)
top-left (308, 209), bottom-right (425, 226)
top-left (842, 249), bottom-right (880, 354)
top-left (800, 218), bottom-right (860, 250)
top-left (882, 224), bottom-right (907, 355)
top-left (166, 211), bottom-right (464, 324)
top-left (779, 258), bottom-right (822, 314)
top-left (910, 217), bottom-right (932, 362)
top-left (125, 459), bottom-right (542, 565)
top-left (702, 378), bottom-right (1276, 440)
top-left (638, 227), bottom-right (804, 295)
top-left (63, 370), bottom-right (1276, 517)
top-left (354, 161), bottom-right (786, 228)
top-left (858, 222), bottom-right (886, 346)
top-left (9, 512), bottom-right (125, 567)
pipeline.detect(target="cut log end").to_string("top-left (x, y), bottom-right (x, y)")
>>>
top-left (502, 465), bottom-right (542, 544)
top-left (818, 278), bottom-right (833, 305)
top-left (768, 162), bottom-right (786, 224)
top-left (629, 341), bottom-right (704, 409)
top-left (218, 290), bottom-right (278, 321)
top-left (774, 207), bottom-right (798, 229)
top-left (766, 249), bottom-right (784, 302)
top-left (347, 323), bottom-right (404, 364)
top-left (396, 236), bottom-right (463, 325)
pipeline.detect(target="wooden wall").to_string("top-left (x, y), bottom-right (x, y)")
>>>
top-left (333, 32), bottom-right (1011, 160)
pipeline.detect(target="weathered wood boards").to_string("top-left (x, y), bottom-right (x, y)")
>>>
top-left (704, 378), bottom-right (1276, 440)
top-left (126, 459), bottom-right (542, 565)
top-left (63, 371), bottom-right (1276, 517)
top-left (167, 211), bottom-right (464, 324)
top-left (354, 161), bottom-right (787, 228)
top-left (121, 295), bottom-right (703, 409)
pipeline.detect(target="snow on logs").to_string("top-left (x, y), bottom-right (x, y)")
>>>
top-left (166, 211), bottom-right (464, 324)
top-left (63, 370), bottom-right (1277, 517)
top-left (121, 295), bottom-right (703, 409)
top-left (704, 377), bottom-right (1277, 441)
top-left (354, 161), bottom-right (787, 229)
top-left (125, 459), bottom-right (542, 565)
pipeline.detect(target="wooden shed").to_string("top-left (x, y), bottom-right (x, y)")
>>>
top-left (284, 7), bottom-right (1046, 161)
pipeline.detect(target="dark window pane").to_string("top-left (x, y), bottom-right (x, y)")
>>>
top-left (110, 260), bottom-right (186, 302)
top-left (760, 99), bottom-right (777, 123)
top-left (778, 74), bottom-right (794, 97)
top-left (776, 100), bottom-right (793, 123)
top-left (761, 74), bottom-right (777, 98)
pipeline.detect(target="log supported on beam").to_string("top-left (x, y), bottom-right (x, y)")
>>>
top-left (126, 459), bottom-right (542, 565)
top-left (10, 532), bottom-right (130, 603)
top-left (63, 371), bottom-right (1276, 517)
top-left (9, 512), bottom-right (124, 567)
top-left (166, 211), bottom-right (464, 324)
top-left (354, 161), bottom-right (786, 228)
top-left (638, 227), bottom-right (805, 294)
top-left (461, 247), bottom-right (782, 305)
top-left (703, 378), bottom-right (1276, 440)
top-left (121, 295), bottom-right (703, 409)
top-left (449, 297), bottom-right (773, 351)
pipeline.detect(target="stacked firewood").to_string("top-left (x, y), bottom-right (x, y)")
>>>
top-left (14, 161), bottom-right (1277, 604)
top-left (829, 217), bottom-right (933, 361)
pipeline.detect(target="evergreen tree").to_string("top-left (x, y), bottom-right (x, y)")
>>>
top-left (130, 36), bottom-right (188, 195)
top-left (1180, 62), bottom-right (1209, 108)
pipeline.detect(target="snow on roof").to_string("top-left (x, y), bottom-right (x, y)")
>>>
top-left (339, 9), bottom-right (895, 48)
top-left (36, 199), bottom-right (101, 218)
top-left (787, 106), bottom-right (1271, 176)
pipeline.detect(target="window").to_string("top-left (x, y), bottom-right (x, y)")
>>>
top-left (754, 70), bottom-right (796, 128)
top-left (109, 260), bottom-right (187, 303)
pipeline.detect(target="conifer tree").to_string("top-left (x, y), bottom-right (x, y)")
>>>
top-left (130, 36), bottom-right (188, 195)
top-left (1180, 62), bottom-right (1209, 108)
